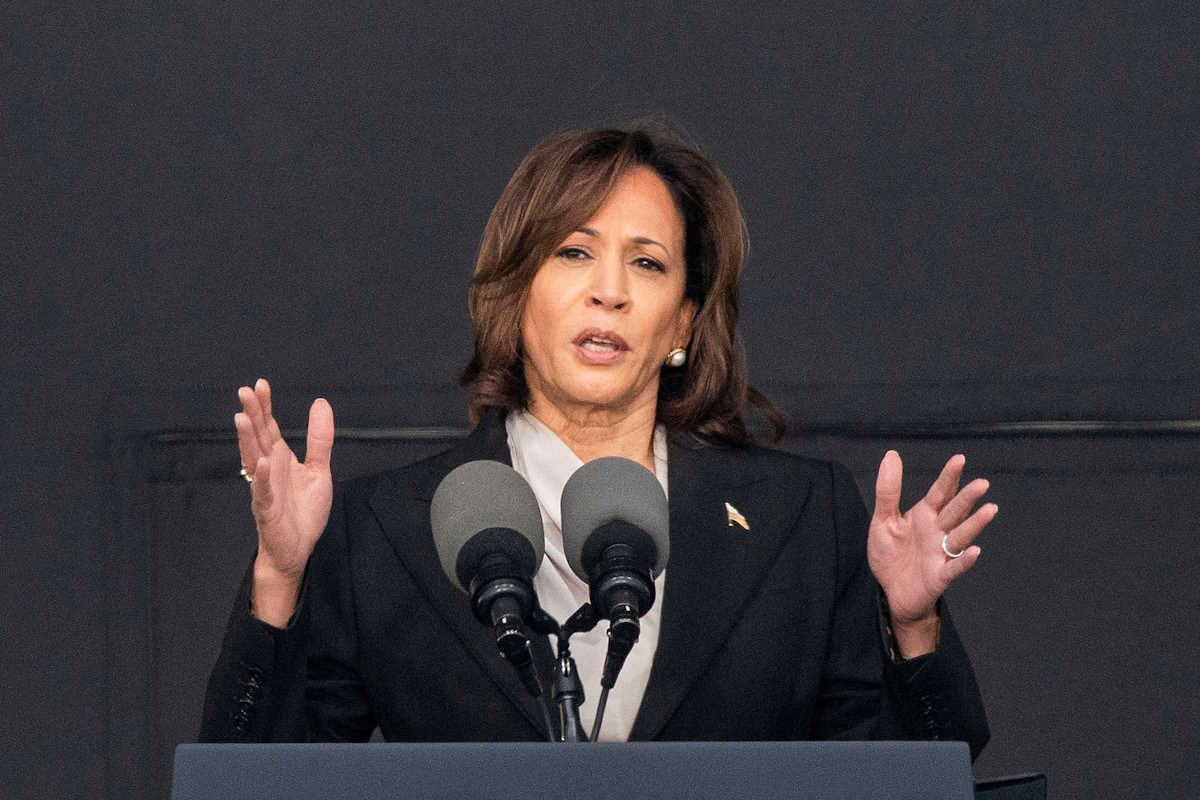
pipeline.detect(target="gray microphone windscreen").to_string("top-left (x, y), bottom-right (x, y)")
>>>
top-left (430, 460), bottom-right (545, 593)
top-left (560, 456), bottom-right (669, 582)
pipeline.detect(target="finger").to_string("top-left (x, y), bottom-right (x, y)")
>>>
top-left (255, 378), bottom-right (284, 445)
top-left (250, 455), bottom-right (273, 517)
top-left (239, 385), bottom-right (275, 455)
top-left (234, 411), bottom-right (260, 473)
top-left (873, 450), bottom-right (903, 521)
top-left (938, 477), bottom-right (990, 531)
top-left (256, 377), bottom-right (273, 420)
top-left (945, 503), bottom-right (998, 553)
top-left (940, 544), bottom-right (981, 585)
top-left (922, 454), bottom-right (965, 511)
top-left (304, 397), bottom-right (335, 469)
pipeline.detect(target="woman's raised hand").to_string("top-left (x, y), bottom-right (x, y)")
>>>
top-left (234, 378), bottom-right (335, 626)
top-left (866, 451), bottom-right (996, 658)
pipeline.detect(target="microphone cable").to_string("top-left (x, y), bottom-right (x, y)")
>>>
top-left (539, 694), bottom-right (556, 742)
top-left (589, 685), bottom-right (610, 742)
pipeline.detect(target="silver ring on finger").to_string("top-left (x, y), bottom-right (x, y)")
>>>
top-left (941, 533), bottom-right (965, 559)
top-left (240, 466), bottom-right (254, 484)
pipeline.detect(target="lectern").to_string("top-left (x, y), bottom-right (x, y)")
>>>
top-left (172, 741), bottom-right (974, 800)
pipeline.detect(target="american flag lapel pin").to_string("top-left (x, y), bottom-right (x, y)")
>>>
top-left (725, 501), bottom-right (750, 531)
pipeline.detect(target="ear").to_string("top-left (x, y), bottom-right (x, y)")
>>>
top-left (674, 297), bottom-right (699, 347)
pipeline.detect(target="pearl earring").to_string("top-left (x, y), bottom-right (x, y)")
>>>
top-left (665, 347), bottom-right (687, 367)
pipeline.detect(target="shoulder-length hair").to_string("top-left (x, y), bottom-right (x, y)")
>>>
top-left (460, 125), bottom-right (785, 446)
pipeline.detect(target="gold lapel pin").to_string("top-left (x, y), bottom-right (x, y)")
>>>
top-left (725, 502), bottom-right (750, 531)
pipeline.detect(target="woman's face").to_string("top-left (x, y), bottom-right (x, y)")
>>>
top-left (521, 166), bottom-right (695, 420)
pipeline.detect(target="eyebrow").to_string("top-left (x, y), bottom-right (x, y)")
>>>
top-left (575, 227), bottom-right (674, 258)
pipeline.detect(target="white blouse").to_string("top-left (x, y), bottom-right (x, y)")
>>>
top-left (505, 410), bottom-right (668, 741)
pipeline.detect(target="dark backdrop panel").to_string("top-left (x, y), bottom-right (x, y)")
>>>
top-left (8, 5), bottom-right (1197, 419)
top-left (4, 3), bottom-right (1197, 799)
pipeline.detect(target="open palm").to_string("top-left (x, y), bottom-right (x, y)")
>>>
top-left (867, 451), bottom-right (996, 625)
top-left (235, 379), bottom-right (335, 586)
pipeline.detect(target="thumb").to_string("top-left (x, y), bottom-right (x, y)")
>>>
top-left (873, 450), bottom-right (903, 521)
top-left (304, 397), bottom-right (335, 469)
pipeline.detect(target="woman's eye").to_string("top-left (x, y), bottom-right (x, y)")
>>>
top-left (634, 256), bottom-right (665, 272)
top-left (556, 246), bottom-right (589, 260)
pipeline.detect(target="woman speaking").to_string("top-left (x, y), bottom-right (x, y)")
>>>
top-left (201, 126), bottom-right (991, 755)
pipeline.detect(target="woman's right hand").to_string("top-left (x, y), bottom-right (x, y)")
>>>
top-left (235, 378), bottom-right (335, 627)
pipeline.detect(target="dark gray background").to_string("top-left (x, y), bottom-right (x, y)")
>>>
top-left (3, 4), bottom-right (1197, 798)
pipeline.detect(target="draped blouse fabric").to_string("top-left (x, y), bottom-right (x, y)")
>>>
top-left (504, 411), bottom-right (668, 742)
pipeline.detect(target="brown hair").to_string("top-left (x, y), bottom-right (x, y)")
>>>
top-left (460, 124), bottom-right (785, 445)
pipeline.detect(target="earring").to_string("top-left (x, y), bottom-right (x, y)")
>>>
top-left (665, 347), bottom-right (687, 367)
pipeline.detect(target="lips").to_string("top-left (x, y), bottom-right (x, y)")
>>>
top-left (572, 328), bottom-right (629, 364)
top-left (572, 329), bottom-right (629, 352)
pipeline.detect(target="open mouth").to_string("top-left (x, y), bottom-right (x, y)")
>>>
top-left (580, 337), bottom-right (621, 352)
top-left (573, 329), bottom-right (629, 358)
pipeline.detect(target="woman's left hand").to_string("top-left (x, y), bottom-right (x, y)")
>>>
top-left (867, 451), bottom-right (996, 655)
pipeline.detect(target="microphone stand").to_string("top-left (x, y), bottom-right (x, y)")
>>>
top-left (552, 645), bottom-right (587, 742)
top-left (531, 604), bottom-right (598, 742)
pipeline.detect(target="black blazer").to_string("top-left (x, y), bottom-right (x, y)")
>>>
top-left (201, 409), bottom-right (988, 757)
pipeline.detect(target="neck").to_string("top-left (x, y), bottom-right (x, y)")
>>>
top-left (526, 390), bottom-right (658, 473)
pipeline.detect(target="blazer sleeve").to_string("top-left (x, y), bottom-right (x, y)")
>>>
top-left (811, 462), bottom-right (990, 760)
top-left (198, 484), bottom-right (377, 742)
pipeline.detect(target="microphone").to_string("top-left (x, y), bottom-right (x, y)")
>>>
top-left (560, 457), bottom-right (669, 690)
top-left (430, 460), bottom-right (546, 697)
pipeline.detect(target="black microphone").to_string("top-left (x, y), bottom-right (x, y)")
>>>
top-left (430, 460), bottom-right (546, 697)
top-left (560, 457), bottom-right (669, 690)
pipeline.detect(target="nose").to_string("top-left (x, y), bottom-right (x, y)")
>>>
top-left (587, 253), bottom-right (630, 310)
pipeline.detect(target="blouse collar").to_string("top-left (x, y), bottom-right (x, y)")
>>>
top-left (505, 410), bottom-right (668, 539)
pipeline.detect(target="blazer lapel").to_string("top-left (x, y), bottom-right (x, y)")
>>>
top-left (630, 433), bottom-right (814, 740)
top-left (367, 409), bottom-right (556, 739)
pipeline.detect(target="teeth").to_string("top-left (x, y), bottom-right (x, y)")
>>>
top-left (581, 338), bottom-right (619, 352)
